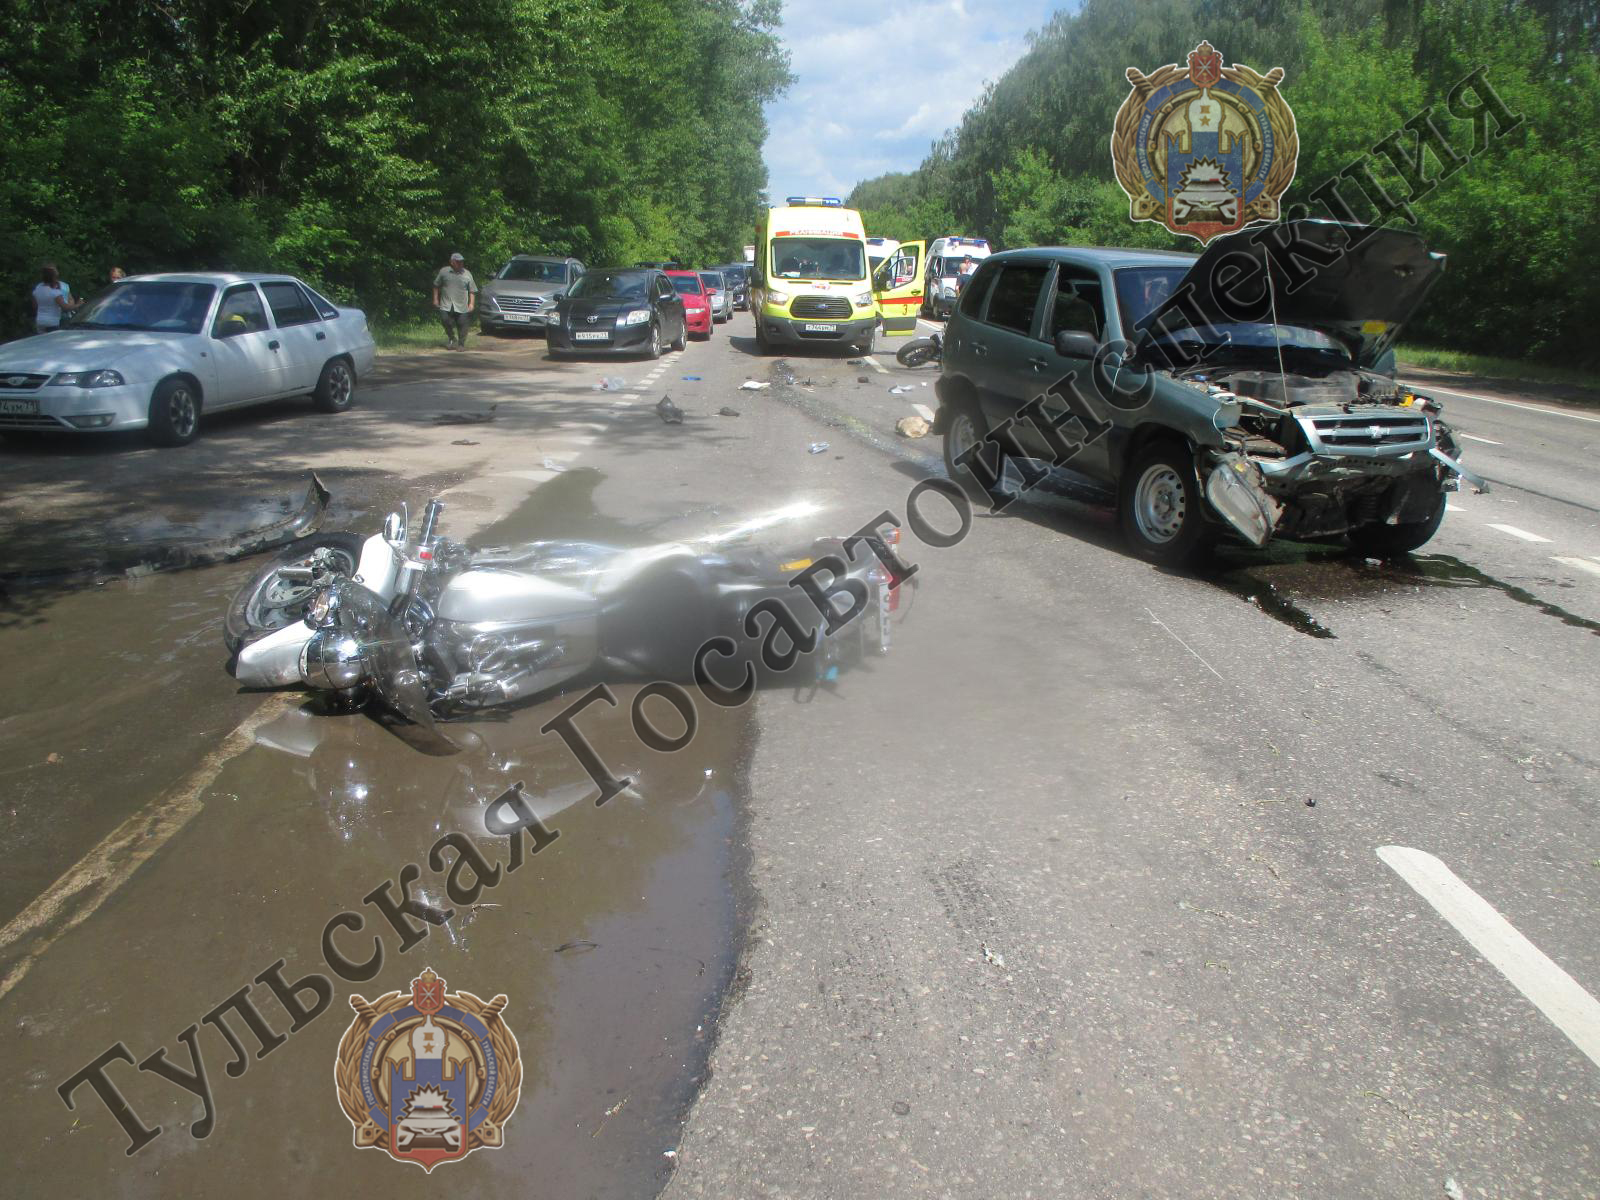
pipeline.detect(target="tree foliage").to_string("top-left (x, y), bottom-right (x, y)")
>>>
top-left (847, 0), bottom-right (1598, 363)
top-left (0, 0), bottom-right (791, 327)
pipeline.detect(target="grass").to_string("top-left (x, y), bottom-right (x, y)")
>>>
top-left (1397, 344), bottom-right (1600, 394)
top-left (369, 315), bottom-right (452, 351)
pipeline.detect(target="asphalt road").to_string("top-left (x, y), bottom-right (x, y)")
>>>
top-left (3, 314), bottom-right (1596, 1197)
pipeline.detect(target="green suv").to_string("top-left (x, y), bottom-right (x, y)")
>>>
top-left (933, 221), bottom-right (1479, 565)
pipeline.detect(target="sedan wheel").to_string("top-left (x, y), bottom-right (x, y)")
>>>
top-left (313, 358), bottom-right (355, 412)
top-left (149, 378), bottom-right (201, 447)
top-left (647, 323), bottom-right (663, 359)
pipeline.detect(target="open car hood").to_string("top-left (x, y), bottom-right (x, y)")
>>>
top-left (1137, 220), bottom-right (1446, 368)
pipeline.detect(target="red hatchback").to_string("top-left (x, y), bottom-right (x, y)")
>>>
top-left (666, 270), bottom-right (713, 339)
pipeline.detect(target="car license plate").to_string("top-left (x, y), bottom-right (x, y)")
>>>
top-left (505, 312), bottom-right (532, 323)
top-left (0, 398), bottom-right (39, 415)
top-left (804, 323), bottom-right (838, 333)
top-left (573, 331), bottom-right (609, 341)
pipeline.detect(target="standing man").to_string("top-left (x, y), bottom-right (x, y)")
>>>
top-left (431, 252), bottom-right (477, 350)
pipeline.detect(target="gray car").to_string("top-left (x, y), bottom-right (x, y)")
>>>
top-left (479, 254), bottom-right (584, 334)
top-left (933, 220), bottom-right (1479, 565)
top-left (699, 271), bottom-right (733, 323)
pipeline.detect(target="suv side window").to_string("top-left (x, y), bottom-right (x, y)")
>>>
top-left (260, 281), bottom-right (319, 327)
top-left (957, 262), bottom-right (997, 318)
top-left (983, 264), bottom-right (1050, 336)
top-left (1047, 266), bottom-right (1106, 340)
top-left (212, 284), bottom-right (269, 337)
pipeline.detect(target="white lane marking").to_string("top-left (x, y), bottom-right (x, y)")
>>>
top-left (866, 354), bottom-right (890, 375)
top-left (1407, 382), bottom-right (1600, 425)
top-left (1553, 556), bottom-right (1600, 578)
top-left (0, 692), bottom-right (297, 1001)
top-left (1459, 433), bottom-right (1503, 445)
top-left (1487, 523), bottom-right (1552, 543)
top-left (1446, 503), bottom-right (1466, 512)
top-left (1377, 846), bottom-right (1600, 1071)
top-left (1144, 608), bottom-right (1225, 682)
top-left (917, 318), bottom-right (942, 332)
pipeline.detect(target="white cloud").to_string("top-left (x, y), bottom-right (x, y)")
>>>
top-left (763, 0), bottom-right (1070, 201)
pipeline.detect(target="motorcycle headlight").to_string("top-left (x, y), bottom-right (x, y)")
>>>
top-left (50, 369), bottom-right (125, 388)
top-left (300, 629), bottom-right (370, 692)
top-left (620, 308), bottom-right (651, 326)
top-left (853, 291), bottom-right (874, 308)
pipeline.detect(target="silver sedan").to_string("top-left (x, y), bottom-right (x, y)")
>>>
top-left (0, 273), bottom-right (375, 446)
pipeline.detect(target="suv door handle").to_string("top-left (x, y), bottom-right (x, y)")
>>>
top-left (268, 340), bottom-right (280, 351)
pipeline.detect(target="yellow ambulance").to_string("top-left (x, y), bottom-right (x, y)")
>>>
top-left (751, 197), bottom-right (923, 355)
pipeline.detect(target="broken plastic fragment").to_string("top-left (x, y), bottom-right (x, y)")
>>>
top-left (738, 380), bottom-right (770, 390)
top-left (807, 442), bottom-right (830, 454)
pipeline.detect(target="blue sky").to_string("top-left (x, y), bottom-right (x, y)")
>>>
top-left (763, 0), bottom-right (1071, 202)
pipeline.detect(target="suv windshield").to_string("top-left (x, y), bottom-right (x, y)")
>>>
top-left (771, 238), bottom-right (865, 281)
top-left (498, 259), bottom-right (567, 283)
top-left (74, 281), bottom-right (217, 334)
top-left (569, 270), bottom-right (649, 301)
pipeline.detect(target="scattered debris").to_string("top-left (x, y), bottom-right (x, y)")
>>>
top-left (663, 1149), bottom-right (678, 1160)
top-left (682, 375), bottom-right (702, 381)
top-left (1305, 797), bottom-right (1318, 807)
top-left (554, 940), bottom-right (600, 954)
top-left (592, 1095), bottom-right (630, 1137)
top-left (856, 375), bottom-right (869, 384)
top-left (889, 385), bottom-right (910, 394)
top-left (450, 438), bottom-right (479, 446)
top-left (847, 358), bottom-right (864, 365)
top-left (806, 442), bottom-right (830, 455)
top-left (911, 402), bottom-right (935, 422)
top-left (657, 396), bottom-right (684, 424)
top-left (1443, 1177), bottom-right (1464, 1200)
top-left (1204, 960), bottom-right (1231, 972)
top-left (541, 457), bottom-right (566, 472)
top-left (891, 1101), bottom-right (911, 1116)
top-left (46, 752), bottom-right (62, 764)
top-left (717, 406), bottom-right (741, 417)
top-left (738, 380), bottom-right (770, 391)
top-left (981, 944), bottom-right (1005, 968)
top-left (596, 376), bottom-right (626, 391)
top-left (895, 415), bottom-right (930, 438)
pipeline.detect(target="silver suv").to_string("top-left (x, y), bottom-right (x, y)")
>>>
top-left (480, 255), bottom-right (584, 334)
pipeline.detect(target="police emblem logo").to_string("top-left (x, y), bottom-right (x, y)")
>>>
top-left (334, 968), bottom-right (521, 1171)
top-left (1111, 41), bottom-right (1299, 245)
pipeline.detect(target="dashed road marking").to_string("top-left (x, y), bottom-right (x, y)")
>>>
top-left (1553, 556), bottom-right (1600, 578)
top-left (1446, 502), bottom-right (1466, 512)
top-left (1487, 523), bottom-right (1552, 543)
top-left (1459, 433), bottom-right (1503, 445)
top-left (1407, 382), bottom-right (1600, 425)
top-left (1378, 846), bottom-right (1600, 1072)
top-left (865, 354), bottom-right (890, 375)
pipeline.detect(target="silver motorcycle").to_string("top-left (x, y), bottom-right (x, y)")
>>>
top-left (226, 488), bottom-right (907, 740)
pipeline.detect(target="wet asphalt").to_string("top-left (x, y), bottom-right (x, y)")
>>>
top-left (3, 315), bottom-right (1598, 1197)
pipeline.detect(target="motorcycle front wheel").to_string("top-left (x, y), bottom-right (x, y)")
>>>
top-left (223, 532), bottom-right (367, 654)
top-left (896, 337), bottom-right (938, 368)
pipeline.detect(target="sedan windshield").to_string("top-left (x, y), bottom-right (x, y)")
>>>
top-left (771, 238), bottom-right (865, 281)
top-left (671, 275), bottom-right (705, 295)
top-left (74, 282), bottom-right (217, 334)
top-left (498, 259), bottom-right (567, 283)
top-left (569, 270), bottom-right (649, 301)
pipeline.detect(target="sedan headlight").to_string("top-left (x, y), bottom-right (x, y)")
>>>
top-left (853, 291), bottom-right (874, 308)
top-left (620, 308), bottom-right (651, 326)
top-left (50, 370), bottom-right (125, 388)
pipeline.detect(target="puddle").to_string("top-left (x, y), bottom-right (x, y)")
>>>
top-left (1208, 569), bottom-right (1337, 638)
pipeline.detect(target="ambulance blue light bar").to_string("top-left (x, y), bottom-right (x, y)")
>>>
top-left (786, 196), bottom-right (844, 207)
top-left (948, 236), bottom-right (989, 248)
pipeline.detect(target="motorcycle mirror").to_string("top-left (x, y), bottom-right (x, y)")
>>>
top-left (384, 506), bottom-right (407, 547)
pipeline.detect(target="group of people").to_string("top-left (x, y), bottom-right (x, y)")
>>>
top-left (29, 263), bottom-right (125, 334)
